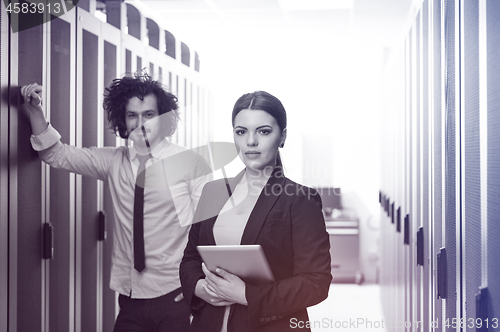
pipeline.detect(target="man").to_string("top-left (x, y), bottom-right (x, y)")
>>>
top-left (21, 74), bottom-right (212, 331)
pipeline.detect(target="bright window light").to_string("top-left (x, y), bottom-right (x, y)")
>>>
top-left (95, 10), bottom-right (106, 23)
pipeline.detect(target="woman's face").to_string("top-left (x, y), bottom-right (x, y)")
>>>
top-left (233, 109), bottom-right (286, 173)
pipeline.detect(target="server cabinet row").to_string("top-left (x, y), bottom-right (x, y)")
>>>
top-left (380, 0), bottom-right (499, 331)
top-left (0, 1), bottom-right (212, 331)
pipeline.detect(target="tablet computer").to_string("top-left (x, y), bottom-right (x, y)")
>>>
top-left (197, 245), bottom-right (275, 285)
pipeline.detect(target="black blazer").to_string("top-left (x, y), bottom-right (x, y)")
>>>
top-left (180, 167), bottom-right (332, 332)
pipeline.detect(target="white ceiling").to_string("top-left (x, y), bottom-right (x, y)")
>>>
top-left (128, 0), bottom-right (415, 52)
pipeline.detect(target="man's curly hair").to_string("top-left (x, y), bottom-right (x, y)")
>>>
top-left (104, 72), bottom-right (180, 139)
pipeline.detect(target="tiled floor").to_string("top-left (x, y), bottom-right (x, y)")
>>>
top-left (306, 284), bottom-right (387, 332)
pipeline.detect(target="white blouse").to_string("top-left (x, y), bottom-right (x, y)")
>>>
top-left (212, 172), bottom-right (268, 332)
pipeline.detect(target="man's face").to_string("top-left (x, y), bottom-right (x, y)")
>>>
top-left (125, 94), bottom-right (163, 151)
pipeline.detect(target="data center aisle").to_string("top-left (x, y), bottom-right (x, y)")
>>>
top-left (307, 284), bottom-right (386, 332)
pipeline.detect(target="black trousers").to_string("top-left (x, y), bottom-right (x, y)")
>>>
top-left (113, 287), bottom-right (190, 332)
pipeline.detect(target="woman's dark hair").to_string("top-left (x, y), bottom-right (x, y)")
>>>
top-left (232, 91), bottom-right (287, 166)
top-left (104, 72), bottom-right (179, 139)
top-left (232, 91), bottom-right (287, 132)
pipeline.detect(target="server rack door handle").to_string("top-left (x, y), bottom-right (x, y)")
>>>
top-left (391, 203), bottom-right (395, 224)
top-left (475, 287), bottom-right (488, 332)
top-left (42, 223), bottom-right (54, 260)
top-left (437, 247), bottom-right (447, 299)
top-left (396, 207), bottom-right (401, 232)
top-left (404, 214), bottom-right (410, 244)
top-left (416, 227), bottom-right (424, 266)
top-left (98, 210), bottom-right (107, 241)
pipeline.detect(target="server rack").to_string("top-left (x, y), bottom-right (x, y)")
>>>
top-left (380, 0), bottom-right (500, 331)
top-left (0, 1), bottom-right (212, 331)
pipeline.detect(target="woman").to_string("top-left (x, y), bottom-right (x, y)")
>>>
top-left (180, 91), bottom-right (332, 332)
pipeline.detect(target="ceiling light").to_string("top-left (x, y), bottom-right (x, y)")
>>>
top-left (280, 0), bottom-right (353, 11)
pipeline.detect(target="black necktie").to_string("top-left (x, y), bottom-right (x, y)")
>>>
top-left (133, 154), bottom-right (150, 272)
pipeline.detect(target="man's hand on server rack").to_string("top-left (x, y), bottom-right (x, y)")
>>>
top-left (20, 83), bottom-right (49, 135)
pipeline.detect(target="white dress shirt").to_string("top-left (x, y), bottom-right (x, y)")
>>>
top-left (31, 124), bottom-right (212, 298)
